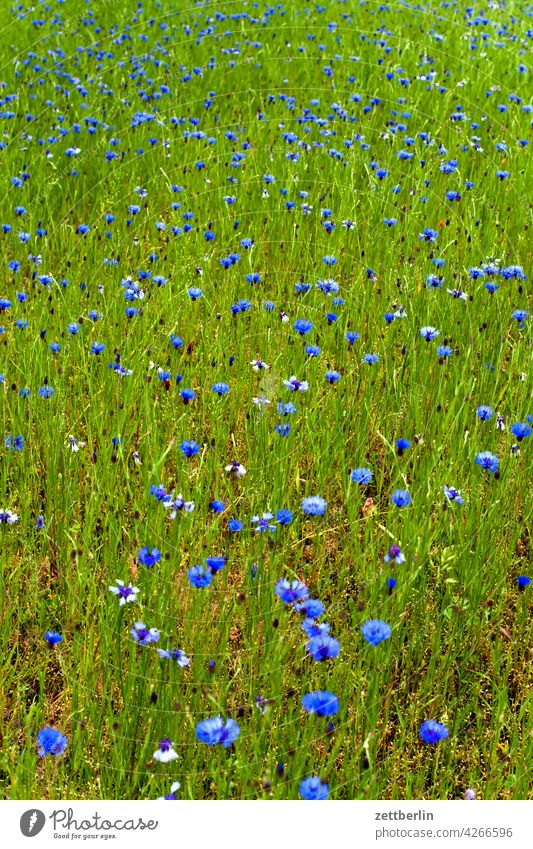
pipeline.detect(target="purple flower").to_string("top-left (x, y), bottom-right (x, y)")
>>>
top-left (130, 622), bottom-right (160, 645)
top-left (384, 545), bottom-right (405, 565)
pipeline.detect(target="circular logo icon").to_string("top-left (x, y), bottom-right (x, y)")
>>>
top-left (20, 810), bottom-right (46, 837)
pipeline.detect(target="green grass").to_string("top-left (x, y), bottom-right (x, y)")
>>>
top-left (0, 0), bottom-right (531, 800)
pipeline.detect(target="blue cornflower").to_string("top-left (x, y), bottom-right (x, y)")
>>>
top-left (361, 620), bottom-right (391, 645)
top-left (231, 299), bottom-right (252, 313)
top-left (49, 342), bottom-right (61, 352)
top-left (396, 438), bottom-right (411, 454)
top-left (294, 318), bottom-right (313, 335)
top-left (420, 326), bottom-right (439, 341)
top-left (518, 575), bottom-right (531, 588)
top-left (418, 227), bottom-right (438, 242)
top-left (302, 496), bottom-right (327, 515)
top-left (205, 556), bottom-right (226, 573)
top-left (476, 405), bottom-right (493, 420)
top-left (475, 451), bottom-right (499, 473)
top-left (295, 599), bottom-right (325, 618)
top-left (188, 565), bottom-right (212, 588)
top-left (275, 509), bottom-right (293, 525)
top-left (391, 489), bottom-right (411, 507)
top-left (67, 322), bottom-right (80, 334)
top-left (275, 423), bottom-right (291, 436)
top-left (38, 385), bottom-right (55, 398)
top-left (37, 727), bottom-right (68, 757)
top-left (302, 619), bottom-right (331, 638)
top-left (419, 720), bottom-right (449, 744)
top-left (512, 309), bottom-right (528, 324)
top-left (210, 500), bottom-right (225, 513)
top-left (350, 468), bottom-right (373, 485)
top-left (275, 579), bottom-right (309, 604)
top-left (169, 334), bottom-right (183, 348)
top-left (325, 370), bottom-right (340, 384)
top-left (305, 344), bottom-right (321, 357)
top-left (5, 434), bottom-right (24, 451)
top-left (511, 422), bottom-right (531, 441)
top-left (44, 631), bottom-right (63, 645)
top-left (138, 547), bottom-right (161, 567)
top-left (180, 388), bottom-right (195, 403)
top-left (277, 402), bottom-right (296, 416)
top-left (437, 345), bottom-right (453, 358)
top-left (91, 342), bottom-right (105, 354)
top-left (302, 691), bottom-right (339, 716)
top-left (228, 518), bottom-right (243, 532)
top-left (212, 382), bottom-right (229, 395)
top-left (187, 287), bottom-right (203, 300)
top-left (130, 622), bottom-right (160, 645)
top-left (150, 484), bottom-right (169, 502)
top-left (346, 331), bottom-right (359, 344)
top-left (299, 776), bottom-right (329, 800)
top-left (363, 353), bottom-right (379, 364)
top-left (179, 439), bottom-right (199, 457)
top-left (307, 633), bottom-right (340, 661)
top-left (196, 717), bottom-right (240, 747)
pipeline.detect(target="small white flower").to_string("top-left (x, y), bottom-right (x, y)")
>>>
top-left (225, 460), bottom-right (247, 478)
top-left (283, 375), bottom-right (308, 392)
top-left (252, 396), bottom-right (270, 408)
top-left (157, 781), bottom-right (181, 800)
top-left (67, 435), bottom-right (85, 452)
top-left (153, 739), bottom-right (179, 763)
top-left (0, 509), bottom-right (18, 524)
top-left (165, 494), bottom-right (195, 518)
top-left (250, 359), bottom-right (270, 371)
top-left (108, 580), bottom-right (139, 606)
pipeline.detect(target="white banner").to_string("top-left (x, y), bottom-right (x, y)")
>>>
top-left (2, 800), bottom-right (531, 849)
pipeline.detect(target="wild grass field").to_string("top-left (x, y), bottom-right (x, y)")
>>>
top-left (0, 0), bottom-right (531, 801)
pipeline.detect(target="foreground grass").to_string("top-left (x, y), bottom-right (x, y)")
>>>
top-left (0, 0), bottom-right (531, 799)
